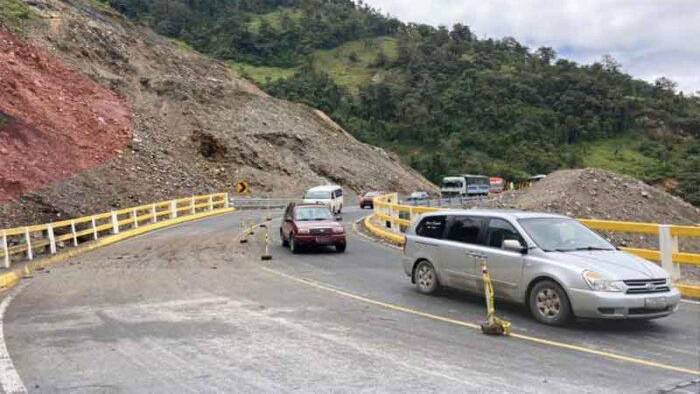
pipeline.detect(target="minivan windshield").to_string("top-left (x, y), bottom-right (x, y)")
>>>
top-left (519, 218), bottom-right (615, 252)
top-left (305, 191), bottom-right (331, 199)
top-left (295, 206), bottom-right (333, 221)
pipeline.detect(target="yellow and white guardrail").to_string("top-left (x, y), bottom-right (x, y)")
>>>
top-left (367, 193), bottom-right (700, 298)
top-left (1, 193), bottom-right (232, 287)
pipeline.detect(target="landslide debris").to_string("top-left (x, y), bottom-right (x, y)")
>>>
top-left (477, 168), bottom-right (699, 250)
top-left (0, 0), bottom-right (435, 228)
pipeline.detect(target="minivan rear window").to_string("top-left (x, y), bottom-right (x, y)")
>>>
top-left (416, 216), bottom-right (446, 239)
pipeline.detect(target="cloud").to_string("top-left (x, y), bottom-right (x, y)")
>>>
top-left (363, 0), bottom-right (700, 94)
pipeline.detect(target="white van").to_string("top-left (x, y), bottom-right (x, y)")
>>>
top-left (303, 185), bottom-right (344, 214)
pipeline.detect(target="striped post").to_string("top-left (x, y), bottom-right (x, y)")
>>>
top-left (191, 196), bottom-right (196, 215)
top-left (170, 200), bottom-right (177, 219)
top-left (208, 195), bottom-right (214, 211)
top-left (151, 204), bottom-right (157, 223)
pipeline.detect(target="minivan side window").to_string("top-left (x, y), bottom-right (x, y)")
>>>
top-left (336, 189), bottom-right (343, 197)
top-left (415, 216), bottom-right (446, 239)
top-left (445, 216), bottom-right (485, 244)
top-left (487, 218), bottom-right (523, 248)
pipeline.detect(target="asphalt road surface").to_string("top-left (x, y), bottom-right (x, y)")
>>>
top-left (1, 208), bottom-right (698, 393)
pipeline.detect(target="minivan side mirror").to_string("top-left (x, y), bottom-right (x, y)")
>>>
top-left (503, 239), bottom-right (526, 254)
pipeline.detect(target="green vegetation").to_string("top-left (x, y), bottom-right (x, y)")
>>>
top-left (229, 62), bottom-right (297, 84)
top-left (246, 8), bottom-right (302, 32)
top-left (580, 136), bottom-right (666, 181)
top-left (0, 0), bottom-right (34, 32)
top-left (106, 0), bottom-right (700, 205)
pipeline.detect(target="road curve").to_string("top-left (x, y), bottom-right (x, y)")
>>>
top-left (1, 208), bottom-right (699, 393)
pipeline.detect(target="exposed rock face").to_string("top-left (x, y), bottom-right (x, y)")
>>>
top-left (0, 0), bottom-right (435, 227)
top-left (0, 30), bottom-right (132, 203)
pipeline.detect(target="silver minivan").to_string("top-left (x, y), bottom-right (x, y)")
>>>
top-left (402, 210), bottom-right (681, 325)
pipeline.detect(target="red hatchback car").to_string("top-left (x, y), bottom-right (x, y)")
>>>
top-left (359, 191), bottom-right (382, 209)
top-left (280, 203), bottom-right (346, 253)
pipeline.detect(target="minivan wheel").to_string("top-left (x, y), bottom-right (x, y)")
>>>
top-left (414, 261), bottom-right (439, 295)
top-left (529, 280), bottom-right (572, 326)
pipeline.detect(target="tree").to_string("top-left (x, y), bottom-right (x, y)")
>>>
top-left (600, 54), bottom-right (621, 73)
top-left (535, 46), bottom-right (556, 65)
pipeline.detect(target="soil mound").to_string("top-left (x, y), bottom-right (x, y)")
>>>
top-left (479, 168), bottom-right (699, 251)
top-left (0, 30), bottom-right (132, 202)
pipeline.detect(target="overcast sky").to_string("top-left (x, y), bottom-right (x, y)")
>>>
top-left (362, 0), bottom-right (700, 95)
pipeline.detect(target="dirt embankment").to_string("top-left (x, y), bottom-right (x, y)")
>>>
top-left (0, 30), bottom-right (132, 202)
top-left (476, 168), bottom-right (700, 251)
top-left (0, 0), bottom-right (435, 228)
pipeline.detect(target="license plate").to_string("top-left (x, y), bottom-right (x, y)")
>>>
top-left (316, 236), bottom-right (332, 244)
top-left (645, 296), bottom-right (667, 310)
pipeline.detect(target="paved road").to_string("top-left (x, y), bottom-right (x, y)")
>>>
top-left (1, 208), bottom-right (698, 393)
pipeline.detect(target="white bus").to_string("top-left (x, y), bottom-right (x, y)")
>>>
top-left (440, 175), bottom-right (490, 197)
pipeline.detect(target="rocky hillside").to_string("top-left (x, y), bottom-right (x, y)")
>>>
top-left (0, 0), bottom-right (435, 228)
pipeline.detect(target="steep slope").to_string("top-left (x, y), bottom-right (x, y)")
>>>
top-left (0, 0), bottom-right (434, 227)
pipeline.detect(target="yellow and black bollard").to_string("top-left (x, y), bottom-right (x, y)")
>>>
top-left (249, 220), bottom-right (255, 235)
top-left (480, 263), bottom-right (511, 336)
top-left (261, 229), bottom-right (272, 261)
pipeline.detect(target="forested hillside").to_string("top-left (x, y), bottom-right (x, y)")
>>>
top-left (105, 0), bottom-right (700, 205)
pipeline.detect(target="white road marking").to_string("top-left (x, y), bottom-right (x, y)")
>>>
top-left (680, 299), bottom-right (700, 305)
top-left (0, 283), bottom-right (28, 394)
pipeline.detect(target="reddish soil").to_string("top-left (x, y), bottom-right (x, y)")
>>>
top-left (0, 30), bottom-right (132, 202)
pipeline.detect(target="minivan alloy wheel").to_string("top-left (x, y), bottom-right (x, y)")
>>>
top-left (528, 280), bottom-right (571, 325)
top-left (535, 288), bottom-right (561, 317)
top-left (415, 261), bottom-right (438, 294)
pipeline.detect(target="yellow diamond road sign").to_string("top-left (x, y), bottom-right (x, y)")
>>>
top-left (235, 181), bottom-right (249, 194)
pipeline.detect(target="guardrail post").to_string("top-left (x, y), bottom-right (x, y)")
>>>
top-left (170, 200), bottom-right (177, 219)
top-left (92, 216), bottom-right (98, 240)
top-left (25, 227), bottom-right (33, 260)
top-left (208, 195), bottom-right (214, 211)
top-left (132, 209), bottom-right (139, 228)
top-left (224, 193), bottom-right (230, 208)
top-left (47, 224), bottom-right (56, 254)
top-left (659, 225), bottom-right (680, 281)
top-left (71, 220), bottom-right (78, 247)
top-left (111, 211), bottom-right (120, 234)
top-left (2, 230), bottom-right (9, 268)
top-left (191, 196), bottom-right (196, 215)
top-left (151, 204), bottom-right (157, 223)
